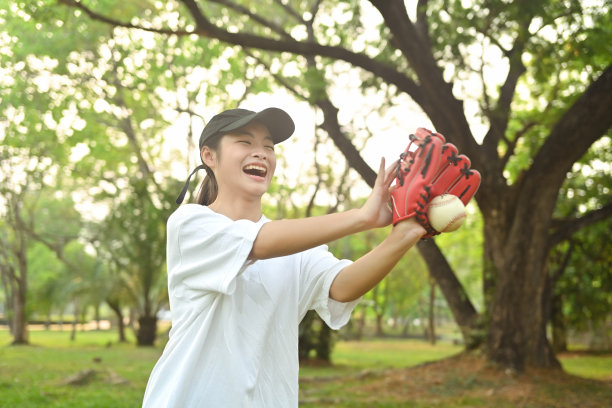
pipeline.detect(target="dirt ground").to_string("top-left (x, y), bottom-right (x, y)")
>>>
top-left (300, 352), bottom-right (612, 407)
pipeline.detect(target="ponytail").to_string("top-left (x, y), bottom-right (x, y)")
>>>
top-left (195, 134), bottom-right (223, 206)
top-left (195, 166), bottom-right (218, 206)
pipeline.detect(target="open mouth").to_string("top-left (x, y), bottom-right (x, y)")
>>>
top-left (243, 164), bottom-right (267, 179)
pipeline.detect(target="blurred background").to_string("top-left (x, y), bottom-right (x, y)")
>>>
top-left (1, 2), bottom-right (611, 405)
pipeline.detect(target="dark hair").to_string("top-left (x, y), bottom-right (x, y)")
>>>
top-left (195, 134), bottom-right (222, 206)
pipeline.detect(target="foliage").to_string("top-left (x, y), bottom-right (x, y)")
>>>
top-left (1, 0), bottom-right (251, 344)
top-left (26, 243), bottom-right (69, 321)
top-left (552, 220), bottom-right (612, 332)
top-left (550, 137), bottom-right (612, 335)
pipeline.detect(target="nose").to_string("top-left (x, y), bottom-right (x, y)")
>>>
top-left (252, 149), bottom-right (268, 160)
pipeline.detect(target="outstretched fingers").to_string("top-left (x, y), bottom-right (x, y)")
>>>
top-left (373, 157), bottom-right (399, 195)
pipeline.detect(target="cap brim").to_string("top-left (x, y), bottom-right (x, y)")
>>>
top-left (219, 107), bottom-right (295, 144)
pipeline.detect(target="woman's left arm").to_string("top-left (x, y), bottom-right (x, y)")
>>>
top-left (328, 218), bottom-right (425, 303)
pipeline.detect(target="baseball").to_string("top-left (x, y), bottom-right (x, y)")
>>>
top-left (427, 194), bottom-right (466, 233)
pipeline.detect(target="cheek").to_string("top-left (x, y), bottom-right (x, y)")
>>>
top-left (269, 156), bottom-right (277, 177)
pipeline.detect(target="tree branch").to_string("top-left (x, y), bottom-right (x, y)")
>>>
top-left (59, 0), bottom-right (423, 104)
top-left (482, 21), bottom-right (530, 159)
top-left (316, 99), bottom-right (377, 186)
top-left (416, 239), bottom-right (480, 346)
top-left (548, 203), bottom-right (612, 249)
top-left (550, 240), bottom-right (575, 285)
top-left (368, 0), bottom-right (481, 166)
top-left (501, 120), bottom-right (536, 169)
top-left (415, 0), bottom-right (431, 46)
top-left (59, 0), bottom-right (191, 35)
top-left (208, 0), bottom-right (292, 39)
top-left (526, 62), bottom-right (612, 191)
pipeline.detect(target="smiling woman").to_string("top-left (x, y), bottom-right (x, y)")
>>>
top-left (141, 105), bottom-right (426, 407)
top-left (174, 107), bottom-right (291, 210)
top-left (203, 122), bottom-right (278, 215)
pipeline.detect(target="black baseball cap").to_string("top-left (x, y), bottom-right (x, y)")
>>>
top-left (176, 107), bottom-right (295, 205)
top-left (199, 107), bottom-right (295, 149)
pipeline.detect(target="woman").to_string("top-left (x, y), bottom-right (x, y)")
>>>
top-left (142, 107), bottom-right (424, 407)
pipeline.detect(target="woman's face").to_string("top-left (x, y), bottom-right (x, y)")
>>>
top-left (203, 121), bottom-right (277, 200)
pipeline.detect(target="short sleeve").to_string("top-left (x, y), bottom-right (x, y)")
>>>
top-left (167, 205), bottom-right (264, 296)
top-left (298, 245), bottom-right (359, 329)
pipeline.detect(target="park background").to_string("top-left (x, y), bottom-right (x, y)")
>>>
top-left (1, 0), bottom-right (611, 406)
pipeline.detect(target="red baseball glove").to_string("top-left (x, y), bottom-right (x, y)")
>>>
top-left (391, 128), bottom-right (481, 238)
top-left (390, 128), bottom-right (444, 229)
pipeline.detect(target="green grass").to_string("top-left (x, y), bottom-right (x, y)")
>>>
top-left (1, 330), bottom-right (610, 407)
top-left (0, 330), bottom-right (160, 408)
top-left (334, 339), bottom-right (462, 367)
top-left (559, 351), bottom-right (612, 380)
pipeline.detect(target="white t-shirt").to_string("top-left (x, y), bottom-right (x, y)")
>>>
top-left (142, 204), bottom-right (358, 407)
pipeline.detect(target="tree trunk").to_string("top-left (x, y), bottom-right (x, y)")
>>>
top-left (11, 281), bottom-right (28, 344)
top-left (316, 323), bottom-right (333, 361)
top-left (375, 313), bottom-right (384, 337)
top-left (427, 280), bottom-right (436, 345)
top-left (137, 315), bottom-right (158, 346)
top-left (298, 310), bottom-right (316, 360)
top-left (372, 285), bottom-right (385, 337)
top-left (401, 319), bottom-right (410, 338)
top-left (58, 309), bottom-right (65, 331)
top-left (417, 240), bottom-right (481, 348)
top-left (107, 300), bottom-right (127, 343)
top-left (94, 304), bottom-right (101, 330)
top-left (44, 312), bottom-right (51, 330)
top-left (356, 303), bottom-right (366, 340)
top-left (551, 293), bottom-right (567, 353)
top-left (11, 248), bottom-right (28, 345)
top-left (70, 303), bottom-right (79, 341)
top-left (485, 216), bottom-right (562, 372)
top-left (0, 265), bottom-right (15, 335)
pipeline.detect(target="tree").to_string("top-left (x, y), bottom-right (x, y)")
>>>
top-left (547, 137), bottom-right (612, 351)
top-left (1, 1), bottom-right (223, 346)
top-left (94, 179), bottom-right (175, 345)
top-left (14, 0), bottom-right (612, 371)
top-left (0, 178), bottom-right (82, 343)
top-left (0, 0), bottom-right (90, 343)
top-left (0, 181), bottom-right (31, 344)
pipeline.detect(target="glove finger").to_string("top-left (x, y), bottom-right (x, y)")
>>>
top-left (415, 127), bottom-right (446, 144)
top-left (447, 168), bottom-right (481, 205)
top-left (401, 136), bottom-right (443, 218)
top-left (429, 142), bottom-right (459, 196)
top-left (412, 133), bottom-right (443, 185)
top-left (429, 151), bottom-right (470, 198)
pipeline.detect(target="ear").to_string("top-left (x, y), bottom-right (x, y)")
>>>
top-left (201, 146), bottom-right (217, 169)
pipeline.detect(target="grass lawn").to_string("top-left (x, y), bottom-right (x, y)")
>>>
top-left (1, 329), bottom-right (610, 407)
top-left (0, 330), bottom-right (159, 408)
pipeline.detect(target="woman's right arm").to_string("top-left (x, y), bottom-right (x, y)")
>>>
top-left (249, 158), bottom-right (397, 260)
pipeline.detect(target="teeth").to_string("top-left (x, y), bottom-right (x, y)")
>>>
top-left (243, 164), bottom-right (267, 176)
top-left (244, 165), bottom-right (266, 172)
